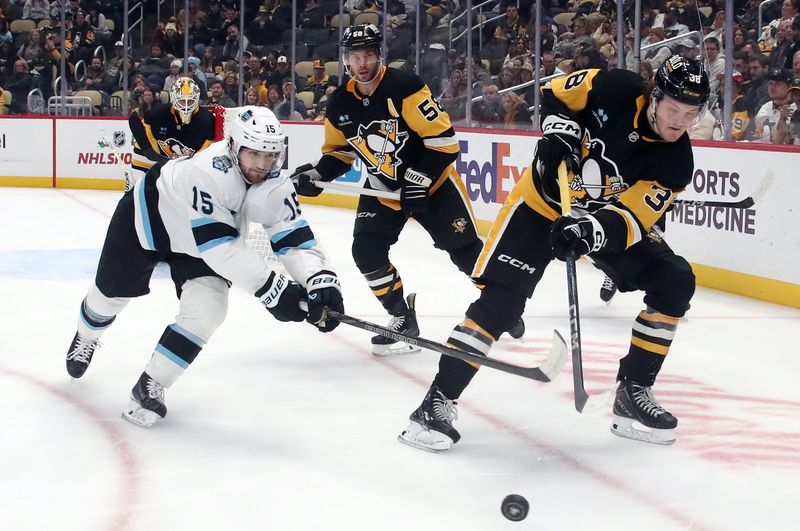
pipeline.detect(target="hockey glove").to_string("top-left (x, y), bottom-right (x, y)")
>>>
top-left (401, 168), bottom-right (432, 217)
top-left (256, 271), bottom-right (308, 322)
top-left (290, 163), bottom-right (324, 197)
top-left (536, 113), bottom-right (582, 198)
top-left (306, 270), bottom-right (344, 333)
top-left (549, 214), bottom-right (606, 261)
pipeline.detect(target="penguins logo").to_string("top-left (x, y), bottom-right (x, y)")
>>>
top-left (348, 119), bottom-right (409, 180)
top-left (570, 133), bottom-right (628, 209)
top-left (157, 138), bottom-right (196, 158)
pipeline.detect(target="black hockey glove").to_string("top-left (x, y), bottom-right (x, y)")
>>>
top-left (256, 271), bottom-right (308, 322)
top-left (290, 163), bottom-right (323, 197)
top-left (536, 113), bottom-right (582, 198)
top-left (549, 214), bottom-right (606, 261)
top-left (401, 168), bottom-right (432, 217)
top-left (306, 270), bottom-right (344, 333)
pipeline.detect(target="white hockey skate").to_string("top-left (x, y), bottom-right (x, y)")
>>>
top-left (122, 372), bottom-right (167, 428)
top-left (610, 381), bottom-right (677, 445)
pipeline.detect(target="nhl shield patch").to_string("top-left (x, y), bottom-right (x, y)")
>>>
top-left (113, 130), bottom-right (125, 147)
top-left (212, 155), bottom-right (233, 173)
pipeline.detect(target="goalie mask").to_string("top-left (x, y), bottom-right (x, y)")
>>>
top-left (228, 106), bottom-right (286, 182)
top-left (341, 23), bottom-right (383, 84)
top-left (169, 78), bottom-right (201, 125)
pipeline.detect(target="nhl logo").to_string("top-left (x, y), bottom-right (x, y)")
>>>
top-left (113, 130), bottom-right (125, 147)
top-left (628, 131), bottom-right (640, 142)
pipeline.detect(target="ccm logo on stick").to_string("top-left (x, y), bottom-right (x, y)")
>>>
top-left (498, 254), bottom-right (536, 274)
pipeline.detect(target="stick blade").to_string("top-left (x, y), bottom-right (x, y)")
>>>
top-left (541, 330), bottom-right (569, 381)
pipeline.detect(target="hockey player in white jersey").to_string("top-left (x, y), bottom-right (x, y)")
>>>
top-left (65, 106), bottom-right (344, 428)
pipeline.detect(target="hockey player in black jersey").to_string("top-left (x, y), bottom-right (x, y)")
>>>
top-left (127, 77), bottom-right (216, 189)
top-left (291, 23), bottom-right (523, 355)
top-left (399, 56), bottom-right (710, 450)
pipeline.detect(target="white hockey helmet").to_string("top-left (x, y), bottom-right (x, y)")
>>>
top-left (169, 77), bottom-right (201, 124)
top-left (228, 106), bottom-right (286, 179)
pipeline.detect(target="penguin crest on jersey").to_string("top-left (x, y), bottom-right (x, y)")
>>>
top-left (571, 132), bottom-right (629, 208)
top-left (347, 119), bottom-right (408, 180)
top-left (157, 138), bottom-right (195, 158)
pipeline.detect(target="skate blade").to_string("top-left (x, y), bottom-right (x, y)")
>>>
top-left (610, 415), bottom-right (676, 445)
top-left (397, 422), bottom-right (454, 453)
top-left (372, 342), bottom-right (421, 356)
top-left (122, 399), bottom-right (162, 428)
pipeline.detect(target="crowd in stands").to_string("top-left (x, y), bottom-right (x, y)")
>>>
top-left (0, 0), bottom-right (799, 144)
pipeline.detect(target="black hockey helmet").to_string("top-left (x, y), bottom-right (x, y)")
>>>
top-left (654, 55), bottom-right (710, 106)
top-left (341, 23), bottom-right (383, 54)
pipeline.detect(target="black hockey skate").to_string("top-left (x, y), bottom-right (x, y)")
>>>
top-left (611, 381), bottom-right (677, 445)
top-left (371, 293), bottom-right (421, 356)
top-left (600, 275), bottom-right (617, 304)
top-left (66, 332), bottom-right (101, 378)
top-left (398, 385), bottom-right (460, 452)
top-left (507, 318), bottom-right (526, 339)
top-left (122, 372), bottom-right (167, 428)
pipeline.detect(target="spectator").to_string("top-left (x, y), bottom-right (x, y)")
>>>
top-left (221, 23), bottom-right (248, 61)
top-left (244, 54), bottom-right (263, 83)
top-left (745, 53), bottom-right (771, 117)
top-left (163, 59), bottom-right (182, 92)
top-left (419, 43), bottom-right (448, 96)
top-left (541, 50), bottom-right (561, 77)
top-left (176, 0), bottom-right (204, 29)
top-left (201, 45), bottom-right (222, 77)
top-left (305, 59), bottom-right (335, 103)
top-left (208, 78), bottom-right (236, 107)
top-left (271, 0), bottom-right (293, 34)
top-left (675, 39), bottom-right (699, 61)
top-left (754, 67), bottom-right (796, 142)
top-left (244, 75), bottom-right (268, 105)
top-left (18, 29), bottom-right (46, 66)
top-left (472, 83), bottom-right (504, 126)
top-left (82, 55), bottom-right (111, 93)
top-left (784, 75), bottom-right (800, 143)
top-left (205, 1), bottom-right (224, 35)
top-left (23, 0), bottom-right (50, 22)
top-left (723, 70), bottom-right (753, 141)
top-left (501, 91), bottom-right (530, 128)
top-left (265, 55), bottom-right (291, 88)
top-left (785, 17), bottom-right (800, 70)
top-left (438, 67), bottom-right (467, 121)
top-left (86, 1), bottom-right (110, 48)
top-left (68, 9), bottom-right (95, 63)
top-left (5, 59), bottom-right (34, 114)
top-left (128, 74), bottom-right (148, 107)
top-left (496, 65), bottom-right (517, 90)
top-left (104, 40), bottom-right (125, 87)
top-left (640, 27), bottom-right (671, 70)
top-left (276, 79), bottom-right (307, 119)
top-left (160, 22), bottom-right (185, 59)
top-left (247, 5), bottom-right (277, 47)
top-left (705, 37), bottom-right (725, 107)
top-left (222, 71), bottom-right (238, 102)
top-left (136, 85), bottom-right (158, 116)
top-left (189, 14), bottom-right (213, 49)
top-left (492, 3), bottom-right (527, 46)
top-left (266, 83), bottom-right (281, 112)
top-left (186, 56), bottom-right (207, 103)
top-left (138, 44), bottom-right (170, 88)
top-left (299, 0), bottom-right (325, 29)
top-left (244, 86), bottom-right (261, 106)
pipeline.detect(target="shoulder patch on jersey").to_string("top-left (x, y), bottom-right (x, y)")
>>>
top-left (212, 155), bottom-right (233, 173)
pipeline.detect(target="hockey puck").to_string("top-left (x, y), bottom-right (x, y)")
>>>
top-left (501, 494), bottom-right (529, 521)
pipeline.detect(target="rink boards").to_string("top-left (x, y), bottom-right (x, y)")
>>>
top-left (0, 116), bottom-right (797, 307)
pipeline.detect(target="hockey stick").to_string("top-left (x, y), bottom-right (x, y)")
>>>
top-left (314, 181), bottom-right (400, 200)
top-left (325, 309), bottom-right (567, 382)
top-left (557, 163), bottom-right (615, 413)
top-left (671, 169), bottom-right (774, 209)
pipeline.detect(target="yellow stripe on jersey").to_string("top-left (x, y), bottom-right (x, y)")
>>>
top-left (400, 84), bottom-right (458, 153)
top-left (637, 311), bottom-right (680, 326)
top-left (617, 180), bottom-right (677, 232)
top-left (631, 336), bottom-right (671, 356)
top-left (544, 69), bottom-right (602, 113)
top-left (322, 118), bottom-right (356, 165)
top-left (517, 166), bottom-right (562, 221)
top-left (604, 204), bottom-right (643, 248)
top-left (143, 122), bottom-right (163, 156)
top-left (473, 181), bottom-right (525, 278)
